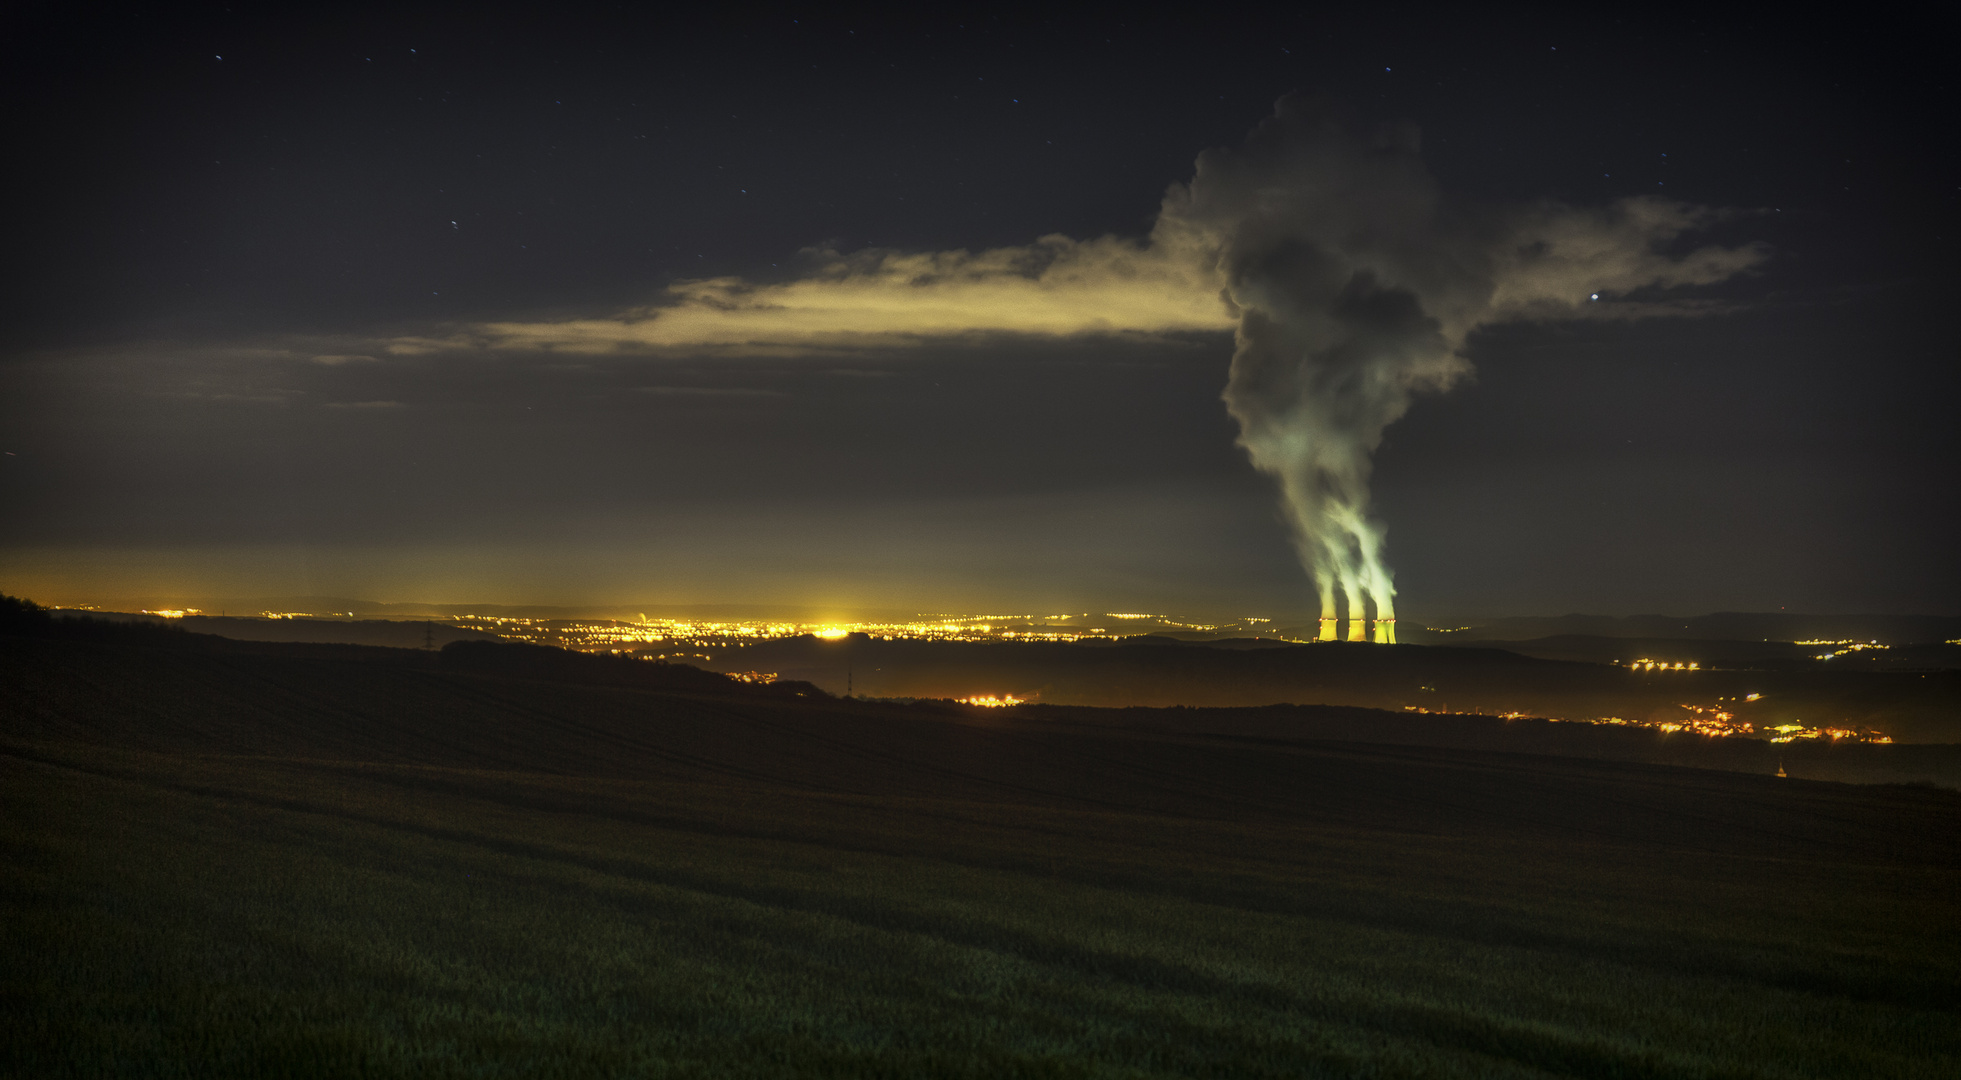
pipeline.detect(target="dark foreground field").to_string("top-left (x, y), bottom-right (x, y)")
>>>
top-left (4, 632), bottom-right (1959, 1078)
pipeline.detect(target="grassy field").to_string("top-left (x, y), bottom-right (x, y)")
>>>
top-left (3, 633), bottom-right (1959, 1077)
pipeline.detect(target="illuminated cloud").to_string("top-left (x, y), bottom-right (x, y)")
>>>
top-left (392, 235), bottom-right (1234, 356)
top-left (392, 139), bottom-right (1759, 365)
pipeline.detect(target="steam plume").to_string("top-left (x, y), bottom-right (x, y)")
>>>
top-left (1157, 98), bottom-right (1764, 639)
top-left (410, 97), bottom-right (1764, 629)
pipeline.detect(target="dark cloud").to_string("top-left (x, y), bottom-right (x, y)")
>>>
top-left (631, 386), bottom-right (786, 399)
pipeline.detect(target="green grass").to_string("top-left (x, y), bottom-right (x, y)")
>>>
top-left (3, 637), bottom-right (1959, 1077)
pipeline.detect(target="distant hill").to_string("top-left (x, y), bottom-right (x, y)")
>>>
top-left (21, 595), bottom-right (1959, 742)
top-left (3, 598), bottom-right (815, 702)
top-left (1, 621), bottom-right (1955, 790)
top-left (1434, 634), bottom-right (1961, 672)
top-left (1402, 612), bottom-right (1961, 645)
top-left (708, 633), bottom-right (1961, 743)
top-left (53, 610), bottom-right (505, 650)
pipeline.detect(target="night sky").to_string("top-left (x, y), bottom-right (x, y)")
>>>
top-left (4, 6), bottom-right (1956, 619)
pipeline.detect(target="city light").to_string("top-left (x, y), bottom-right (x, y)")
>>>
top-left (430, 611), bottom-right (1304, 660)
top-left (1619, 658), bottom-right (1700, 670)
top-left (1402, 698), bottom-right (1890, 743)
top-left (1796, 639), bottom-right (1891, 660)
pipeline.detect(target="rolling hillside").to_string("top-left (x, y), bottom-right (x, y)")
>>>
top-left (4, 624), bottom-right (1958, 1077)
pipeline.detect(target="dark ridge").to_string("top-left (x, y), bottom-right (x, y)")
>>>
top-left (712, 633), bottom-right (1961, 744)
top-left (1413, 612), bottom-right (1961, 645)
top-left (4, 594), bottom-right (214, 648)
top-left (439, 638), bottom-right (830, 700)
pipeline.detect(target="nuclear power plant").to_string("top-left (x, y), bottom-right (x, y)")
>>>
top-left (1315, 614), bottom-right (1396, 643)
top-left (1201, 104), bottom-right (1756, 652)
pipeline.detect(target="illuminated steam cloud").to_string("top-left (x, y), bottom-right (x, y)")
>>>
top-left (1158, 98), bottom-right (1765, 641)
top-left (410, 98), bottom-right (1764, 634)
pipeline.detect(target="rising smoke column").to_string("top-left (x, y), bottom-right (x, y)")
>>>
top-left (1158, 98), bottom-right (1764, 641)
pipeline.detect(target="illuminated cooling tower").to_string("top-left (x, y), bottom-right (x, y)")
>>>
top-left (1346, 619), bottom-right (1367, 642)
top-left (1318, 617), bottom-right (1337, 642)
top-left (1372, 618), bottom-right (1396, 644)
